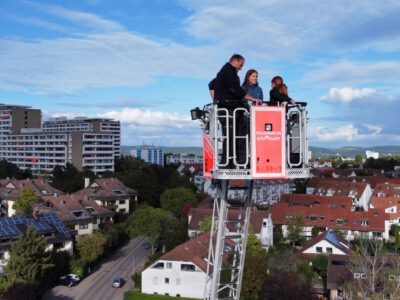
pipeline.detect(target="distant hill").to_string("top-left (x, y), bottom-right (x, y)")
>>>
top-left (121, 145), bottom-right (400, 158)
top-left (310, 146), bottom-right (400, 158)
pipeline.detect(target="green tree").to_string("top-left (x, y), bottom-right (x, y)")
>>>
top-left (159, 219), bottom-right (188, 252)
top-left (160, 187), bottom-right (197, 216)
top-left (12, 189), bottom-right (40, 215)
top-left (125, 205), bottom-right (173, 252)
top-left (273, 225), bottom-right (284, 246)
top-left (354, 154), bottom-right (363, 166)
top-left (76, 232), bottom-right (106, 268)
top-left (241, 226), bottom-right (268, 300)
top-left (51, 163), bottom-right (87, 193)
top-left (312, 253), bottom-right (328, 278)
top-left (311, 226), bottom-right (320, 238)
top-left (286, 214), bottom-right (305, 247)
top-left (0, 160), bottom-right (32, 180)
top-left (199, 215), bottom-right (213, 232)
top-left (4, 226), bottom-right (53, 284)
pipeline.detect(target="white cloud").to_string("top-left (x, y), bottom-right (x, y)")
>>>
top-left (312, 124), bottom-right (359, 142)
top-left (310, 123), bottom-right (400, 144)
top-left (362, 124), bottom-right (383, 135)
top-left (320, 87), bottom-right (376, 103)
top-left (0, 33), bottom-right (217, 94)
top-left (305, 61), bottom-right (400, 86)
top-left (26, 1), bottom-right (124, 32)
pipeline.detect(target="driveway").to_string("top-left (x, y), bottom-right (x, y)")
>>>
top-left (43, 236), bottom-right (151, 300)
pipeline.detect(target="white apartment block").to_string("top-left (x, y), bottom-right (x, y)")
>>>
top-left (130, 145), bottom-right (164, 166)
top-left (0, 105), bottom-right (119, 175)
top-left (165, 152), bottom-right (203, 165)
top-left (42, 117), bottom-right (121, 158)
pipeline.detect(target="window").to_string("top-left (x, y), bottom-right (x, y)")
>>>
top-left (326, 247), bottom-right (333, 254)
top-left (316, 247), bottom-right (322, 253)
top-left (263, 222), bottom-right (267, 228)
top-left (181, 264), bottom-right (195, 271)
top-left (79, 224), bottom-right (88, 229)
top-left (309, 216), bottom-right (317, 221)
top-left (165, 278), bottom-right (169, 284)
top-left (119, 199), bottom-right (126, 204)
top-left (152, 262), bottom-right (164, 269)
top-left (166, 262), bottom-right (172, 269)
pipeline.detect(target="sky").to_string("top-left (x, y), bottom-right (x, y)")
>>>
top-left (0, 0), bottom-right (399, 148)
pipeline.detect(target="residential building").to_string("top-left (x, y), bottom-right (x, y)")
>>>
top-left (187, 207), bottom-right (273, 249)
top-left (165, 153), bottom-right (203, 165)
top-left (0, 178), bottom-right (62, 217)
top-left (327, 255), bottom-right (400, 300)
top-left (366, 150), bottom-right (379, 159)
top-left (142, 232), bottom-right (211, 298)
top-left (177, 163), bottom-right (202, 176)
top-left (0, 105), bottom-right (120, 175)
top-left (42, 116), bottom-right (121, 158)
top-left (0, 212), bottom-right (73, 273)
top-left (300, 230), bottom-right (353, 256)
top-left (306, 178), bottom-right (372, 211)
top-left (37, 194), bottom-right (114, 237)
top-left (73, 178), bottom-right (138, 214)
top-left (269, 195), bottom-right (388, 240)
top-left (130, 145), bottom-right (164, 166)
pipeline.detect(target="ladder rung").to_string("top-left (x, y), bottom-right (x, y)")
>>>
top-left (223, 250), bottom-right (240, 255)
top-left (219, 281), bottom-right (239, 285)
top-left (225, 220), bottom-right (245, 223)
top-left (221, 265), bottom-right (240, 270)
top-left (224, 234), bottom-right (242, 239)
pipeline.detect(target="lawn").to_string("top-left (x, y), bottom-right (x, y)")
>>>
top-left (124, 291), bottom-right (201, 300)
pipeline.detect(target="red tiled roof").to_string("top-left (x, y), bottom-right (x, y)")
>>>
top-left (161, 232), bottom-right (211, 272)
top-left (280, 194), bottom-right (352, 208)
top-left (0, 178), bottom-right (62, 199)
top-left (269, 202), bottom-right (386, 232)
top-left (74, 177), bottom-right (137, 198)
top-left (300, 231), bottom-right (353, 254)
top-left (39, 194), bottom-right (114, 223)
top-left (307, 179), bottom-right (369, 197)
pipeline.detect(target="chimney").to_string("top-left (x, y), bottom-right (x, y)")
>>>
top-left (84, 177), bottom-right (90, 188)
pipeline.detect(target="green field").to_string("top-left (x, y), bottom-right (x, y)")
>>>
top-left (124, 291), bottom-right (201, 300)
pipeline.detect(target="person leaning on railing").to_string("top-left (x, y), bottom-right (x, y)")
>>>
top-left (208, 54), bottom-right (261, 167)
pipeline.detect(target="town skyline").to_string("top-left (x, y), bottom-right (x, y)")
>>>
top-left (0, 1), bottom-right (399, 148)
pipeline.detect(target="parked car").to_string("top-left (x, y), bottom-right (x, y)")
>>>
top-left (59, 274), bottom-right (80, 287)
top-left (112, 277), bottom-right (124, 288)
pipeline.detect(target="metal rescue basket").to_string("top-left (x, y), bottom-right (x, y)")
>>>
top-left (195, 102), bottom-right (310, 180)
top-left (191, 101), bottom-right (310, 300)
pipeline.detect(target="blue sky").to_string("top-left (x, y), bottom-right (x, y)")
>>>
top-left (1, 0), bottom-right (399, 148)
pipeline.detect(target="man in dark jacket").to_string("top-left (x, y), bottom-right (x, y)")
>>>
top-left (209, 54), bottom-right (257, 168)
top-left (209, 54), bottom-right (260, 106)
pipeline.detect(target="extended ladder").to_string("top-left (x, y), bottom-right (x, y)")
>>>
top-left (204, 179), bottom-right (254, 300)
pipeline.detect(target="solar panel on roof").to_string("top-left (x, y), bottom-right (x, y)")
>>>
top-left (38, 213), bottom-right (70, 238)
top-left (0, 224), bottom-right (21, 237)
top-left (34, 222), bottom-right (53, 233)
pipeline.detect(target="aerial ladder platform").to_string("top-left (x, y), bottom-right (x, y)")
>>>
top-left (191, 102), bottom-right (310, 300)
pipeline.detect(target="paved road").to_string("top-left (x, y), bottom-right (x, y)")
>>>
top-left (43, 236), bottom-right (151, 300)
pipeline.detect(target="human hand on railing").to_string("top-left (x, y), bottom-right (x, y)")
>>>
top-left (252, 98), bottom-right (263, 106)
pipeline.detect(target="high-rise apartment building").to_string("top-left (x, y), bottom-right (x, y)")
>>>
top-left (0, 104), bottom-right (120, 175)
top-left (42, 117), bottom-right (121, 158)
top-left (130, 145), bottom-right (164, 166)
